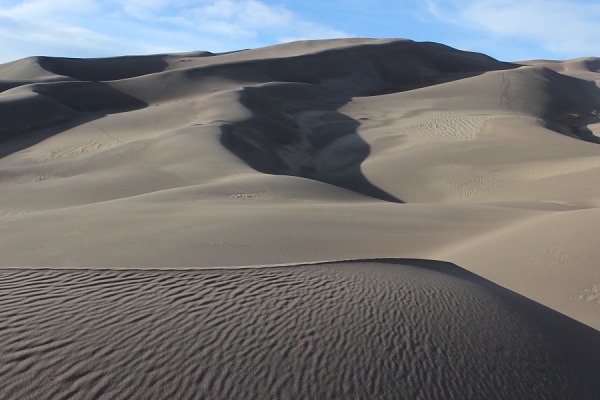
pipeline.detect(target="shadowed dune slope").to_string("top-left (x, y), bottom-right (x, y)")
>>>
top-left (1, 260), bottom-right (599, 400)
top-left (1, 38), bottom-right (600, 330)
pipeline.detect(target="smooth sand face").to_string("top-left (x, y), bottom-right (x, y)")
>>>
top-left (2, 260), bottom-right (599, 400)
top-left (1, 38), bottom-right (600, 397)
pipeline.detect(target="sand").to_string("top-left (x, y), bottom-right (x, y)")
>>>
top-left (1, 38), bottom-right (600, 398)
top-left (2, 260), bottom-right (600, 399)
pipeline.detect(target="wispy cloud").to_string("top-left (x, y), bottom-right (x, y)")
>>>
top-left (166, 0), bottom-right (349, 41)
top-left (425, 0), bottom-right (600, 59)
top-left (0, 0), bottom-right (351, 63)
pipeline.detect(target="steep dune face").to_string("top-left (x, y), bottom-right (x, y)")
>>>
top-left (1, 38), bottom-right (600, 333)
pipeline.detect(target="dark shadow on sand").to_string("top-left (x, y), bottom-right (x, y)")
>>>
top-left (37, 54), bottom-right (170, 82)
top-left (217, 40), bottom-right (523, 202)
top-left (220, 83), bottom-right (404, 202)
top-left (0, 81), bottom-right (150, 159)
top-left (0, 54), bottom-right (170, 158)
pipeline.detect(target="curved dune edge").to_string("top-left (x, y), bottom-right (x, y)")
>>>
top-left (0, 257), bottom-right (477, 271)
top-left (1, 259), bottom-right (599, 400)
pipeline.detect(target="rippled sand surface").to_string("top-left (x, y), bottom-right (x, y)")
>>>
top-left (1, 260), bottom-right (599, 400)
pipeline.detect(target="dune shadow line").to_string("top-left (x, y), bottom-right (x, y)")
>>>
top-left (217, 41), bottom-right (522, 203)
top-left (220, 83), bottom-right (403, 202)
top-left (0, 81), bottom-right (150, 159)
top-left (0, 55), bottom-right (169, 159)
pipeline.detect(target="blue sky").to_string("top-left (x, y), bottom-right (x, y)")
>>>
top-left (1, 0), bottom-right (599, 63)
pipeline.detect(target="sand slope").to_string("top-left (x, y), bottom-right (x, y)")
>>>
top-left (2, 260), bottom-right (600, 400)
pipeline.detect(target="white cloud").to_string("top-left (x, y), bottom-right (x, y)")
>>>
top-left (0, 0), bottom-right (351, 63)
top-left (425, 0), bottom-right (600, 58)
top-left (0, 0), bottom-right (100, 18)
top-left (153, 0), bottom-right (350, 42)
top-left (0, 0), bottom-right (121, 61)
top-left (204, 0), bottom-right (238, 18)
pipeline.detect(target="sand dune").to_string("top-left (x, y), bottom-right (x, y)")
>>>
top-left (2, 260), bottom-right (600, 400)
top-left (1, 38), bottom-right (600, 397)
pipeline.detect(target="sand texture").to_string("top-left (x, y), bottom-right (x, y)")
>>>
top-left (1, 38), bottom-right (600, 397)
top-left (2, 260), bottom-right (600, 400)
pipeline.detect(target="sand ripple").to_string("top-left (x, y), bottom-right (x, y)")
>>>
top-left (1, 260), bottom-right (599, 400)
